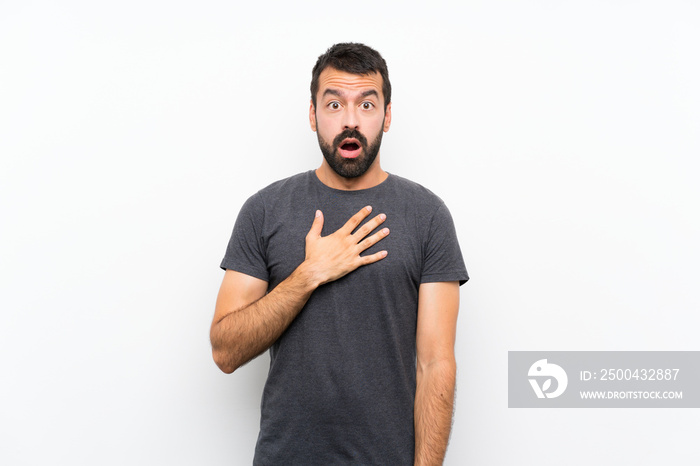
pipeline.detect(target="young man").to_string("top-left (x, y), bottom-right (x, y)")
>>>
top-left (211, 43), bottom-right (469, 465)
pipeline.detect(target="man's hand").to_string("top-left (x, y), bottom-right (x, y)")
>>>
top-left (301, 206), bottom-right (390, 287)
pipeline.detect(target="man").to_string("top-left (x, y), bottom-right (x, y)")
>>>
top-left (211, 43), bottom-right (469, 465)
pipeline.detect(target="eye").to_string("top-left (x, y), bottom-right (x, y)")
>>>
top-left (328, 101), bottom-right (341, 110)
top-left (361, 101), bottom-right (374, 110)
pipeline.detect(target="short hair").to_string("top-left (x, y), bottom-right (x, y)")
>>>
top-left (310, 43), bottom-right (391, 111)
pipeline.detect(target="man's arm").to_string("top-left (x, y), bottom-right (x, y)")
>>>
top-left (414, 281), bottom-right (460, 466)
top-left (210, 206), bottom-right (389, 374)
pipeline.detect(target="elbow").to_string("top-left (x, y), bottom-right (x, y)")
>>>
top-left (210, 324), bottom-right (241, 374)
top-left (212, 348), bottom-right (239, 374)
top-left (417, 355), bottom-right (456, 380)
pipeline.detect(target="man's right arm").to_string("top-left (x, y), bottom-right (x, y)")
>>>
top-left (210, 206), bottom-right (389, 373)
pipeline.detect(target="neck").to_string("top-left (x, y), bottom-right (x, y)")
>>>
top-left (315, 156), bottom-right (388, 191)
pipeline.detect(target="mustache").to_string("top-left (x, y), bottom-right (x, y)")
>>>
top-left (332, 129), bottom-right (368, 148)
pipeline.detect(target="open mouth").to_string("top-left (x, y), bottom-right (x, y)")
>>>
top-left (338, 139), bottom-right (362, 159)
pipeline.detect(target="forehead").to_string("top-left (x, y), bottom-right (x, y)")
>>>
top-left (317, 67), bottom-right (383, 100)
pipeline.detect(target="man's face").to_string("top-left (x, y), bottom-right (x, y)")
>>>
top-left (310, 67), bottom-right (392, 178)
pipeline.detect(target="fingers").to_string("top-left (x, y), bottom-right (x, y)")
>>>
top-left (358, 249), bottom-right (388, 266)
top-left (306, 210), bottom-right (324, 239)
top-left (358, 226), bottom-right (390, 252)
top-left (352, 212), bottom-right (387, 241)
top-left (341, 206), bottom-right (373, 234)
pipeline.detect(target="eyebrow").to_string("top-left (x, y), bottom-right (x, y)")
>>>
top-left (322, 89), bottom-right (379, 100)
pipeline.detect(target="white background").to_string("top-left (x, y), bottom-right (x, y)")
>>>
top-left (1, 1), bottom-right (699, 464)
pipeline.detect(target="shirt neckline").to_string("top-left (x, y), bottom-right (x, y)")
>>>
top-left (309, 169), bottom-right (392, 194)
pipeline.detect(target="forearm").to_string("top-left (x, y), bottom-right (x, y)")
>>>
top-left (211, 264), bottom-right (318, 373)
top-left (414, 358), bottom-right (457, 466)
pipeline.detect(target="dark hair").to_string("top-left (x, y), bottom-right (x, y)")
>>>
top-left (310, 43), bottom-right (391, 110)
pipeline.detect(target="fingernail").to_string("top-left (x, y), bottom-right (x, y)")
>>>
top-left (383, 228), bottom-right (390, 235)
top-left (381, 251), bottom-right (388, 257)
top-left (316, 210), bottom-right (322, 218)
top-left (366, 206), bottom-right (372, 212)
top-left (380, 214), bottom-right (386, 221)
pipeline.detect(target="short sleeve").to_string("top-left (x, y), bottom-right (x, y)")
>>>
top-left (219, 192), bottom-right (270, 282)
top-left (421, 202), bottom-right (469, 285)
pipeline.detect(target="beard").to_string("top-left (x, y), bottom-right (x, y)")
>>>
top-left (317, 125), bottom-right (384, 179)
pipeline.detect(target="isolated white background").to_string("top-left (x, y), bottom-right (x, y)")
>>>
top-left (1, 1), bottom-right (699, 465)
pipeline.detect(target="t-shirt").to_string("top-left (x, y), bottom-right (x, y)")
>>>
top-left (220, 170), bottom-right (469, 465)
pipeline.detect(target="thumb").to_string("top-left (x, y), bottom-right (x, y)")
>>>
top-left (307, 210), bottom-right (324, 238)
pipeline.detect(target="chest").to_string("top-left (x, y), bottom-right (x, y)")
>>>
top-left (261, 198), bottom-right (425, 291)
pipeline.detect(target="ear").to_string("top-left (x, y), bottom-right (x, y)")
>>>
top-left (383, 102), bottom-right (392, 132)
top-left (309, 100), bottom-right (317, 132)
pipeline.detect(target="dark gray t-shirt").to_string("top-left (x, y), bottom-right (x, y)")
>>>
top-left (221, 170), bottom-right (468, 465)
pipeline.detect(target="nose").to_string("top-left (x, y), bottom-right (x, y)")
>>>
top-left (341, 106), bottom-right (359, 130)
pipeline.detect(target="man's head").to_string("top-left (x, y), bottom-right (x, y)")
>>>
top-left (309, 43), bottom-right (392, 179)
top-left (310, 43), bottom-right (391, 111)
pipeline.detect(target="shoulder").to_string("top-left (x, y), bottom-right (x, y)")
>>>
top-left (254, 171), bottom-right (314, 202)
top-left (386, 173), bottom-right (446, 213)
top-left (258, 171), bottom-right (312, 195)
top-left (242, 171), bottom-right (314, 209)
